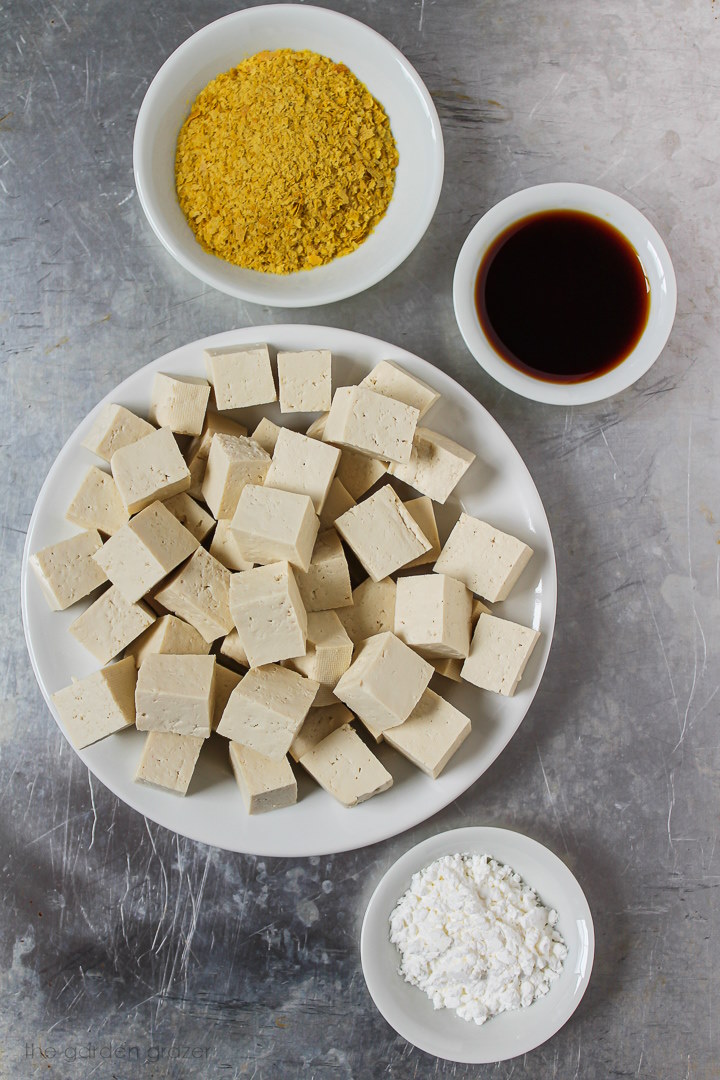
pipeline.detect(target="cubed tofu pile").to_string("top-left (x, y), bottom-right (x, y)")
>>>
top-left (33, 346), bottom-right (541, 812)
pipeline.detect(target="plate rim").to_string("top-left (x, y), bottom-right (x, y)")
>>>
top-left (21, 325), bottom-right (556, 856)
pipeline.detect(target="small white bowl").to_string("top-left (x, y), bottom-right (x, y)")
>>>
top-left (453, 183), bottom-right (677, 405)
top-left (133, 5), bottom-right (443, 308)
top-left (361, 827), bottom-right (594, 1063)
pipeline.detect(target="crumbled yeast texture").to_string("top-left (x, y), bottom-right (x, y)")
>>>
top-left (175, 49), bottom-right (399, 274)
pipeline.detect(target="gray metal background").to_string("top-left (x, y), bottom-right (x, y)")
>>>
top-left (1, 1), bottom-right (718, 1077)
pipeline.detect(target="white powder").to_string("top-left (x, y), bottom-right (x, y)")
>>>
top-left (389, 852), bottom-right (567, 1025)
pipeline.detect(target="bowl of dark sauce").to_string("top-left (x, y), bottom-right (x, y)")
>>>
top-left (454, 184), bottom-right (677, 405)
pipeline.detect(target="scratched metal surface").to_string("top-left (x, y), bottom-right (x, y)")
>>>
top-left (1, 0), bottom-right (718, 1077)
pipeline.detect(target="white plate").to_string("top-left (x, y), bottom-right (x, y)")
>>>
top-left (133, 5), bottom-right (444, 307)
top-left (21, 326), bottom-right (556, 856)
top-left (361, 827), bottom-right (594, 1063)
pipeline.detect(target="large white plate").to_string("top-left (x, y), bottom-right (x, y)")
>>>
top-left (361, 827), bottom-right (594, 1063)
top-left (21, 326), bottom-right (556, 856)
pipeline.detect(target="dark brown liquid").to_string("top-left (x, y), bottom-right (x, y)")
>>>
top-left (475, 209), bottom-right (650, 383)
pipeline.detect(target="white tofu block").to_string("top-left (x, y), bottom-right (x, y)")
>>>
top-left (204, 343), bottom-right (276, 409)
top-left (154, 547), bottom-right (233, 643)
top-left (228, 561), bottom-right (307, 668)
top-left (360, 360), bottom-right (440, 418)
top-left (336, 448), bottom-right (388, 499)
top-left (394, 573), bottom-right (472, 659)
top-left (336, 577), bottom-right (396, 645)
top-left (125, 614), bottom-right (211, 668)
top-left (111, 426), bottom-right (190, 514)
top-left (93, 500), bottom-right (199, 602)
top-left (384, 689), bottom-right (471, 778)
top-left (82, 404), bottom-right (154, 462)
top-left (431, 657), bottom-right (463, 682)
top-left (134, 731), bottom-right (205, 794)
top-left (461, 614), bottom-right (541, 696)
top-left (389, 428), bottom-right (476, 504)
top-left (318, 478), bottom-right (356, 528)
top-left (295, 529), bottom-right (352, 612)
top-left (264, 428), bottom-right (341, 514)
top-left (213, 664), bottom-right (243, 730)
top-left (229, 485), bottom-right (319, 573)
top-left (434, 514), bottom-right (534, 602)
top-left (335, 485), bottom-right (431, 582)
top-left (251, 417), bottom-right (282, 455)
top-left (51, 657), bottom-right (136, 749)
top-left (149, 373), bottom-right (211, 436)
top-left (65, 466), bottom-right (129, 536)
top-left (136, 654), bottom-right (215, 737)
top-left (229, 742), bottom-right (297, 814)
top-left (217, 665), bottom-right (318, 760)
top-left (219, 628), bottom-right (249, 668)
top-left (334, 631), bottom-right (433, 733)
top-left (289, 702), bottom-right (354, 762)
top-left (31, 529), bottom-right (107, 611)
top-left (305, 413), bottom-right (328, 439)
top-left (163, 492), bottom-right (215, 542)
top-left (403, 496), bottom-right (441, 567)
top-left (69, 586), bottom-right (156, 664)
top-left (286, 611), bottom-right (353, 695)
top-left (323, 386), bottom-right (419, 464)
top-left (187, 411), bottom-right (248, 462)
top-left (186, 452), bottom-right (206, 501)
top-left (202, 434), bottom-right (271, 519)
top-left (209, 520), bottom-right (254, 572)
top-left (299, 724), bottom-right (392, 807)
top-left (277, 349), bottom-right (332, 413)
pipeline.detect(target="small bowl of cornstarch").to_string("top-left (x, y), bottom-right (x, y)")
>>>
top-left (361, 827), bottom-right (594, 1063)
top-left (133, 5), bottom-right (443, 306)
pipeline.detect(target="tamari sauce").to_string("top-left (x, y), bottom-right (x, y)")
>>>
top-left (475, 210), bottom-right (650, 383)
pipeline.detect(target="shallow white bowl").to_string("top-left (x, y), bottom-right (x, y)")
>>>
top-left (133, 5), bottom-right (444, 307)
top-left (453, 183), bottom-right (677, 405)
top-left (361, 826), bottom-right (594, 1063)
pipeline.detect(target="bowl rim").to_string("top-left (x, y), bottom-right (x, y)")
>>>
top-left (453, 182), bottom-right (677, 405)
top-left (132, 4), bottom-right (444, 307)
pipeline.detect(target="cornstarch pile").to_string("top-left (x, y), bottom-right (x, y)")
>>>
top-left (389, 853), bottom-right (567, 1025)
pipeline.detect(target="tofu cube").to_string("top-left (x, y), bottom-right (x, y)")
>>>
top-left (65, 466), bottom-right (129, 536)
top-left (31, 529), bottom-right (107, 611)
top-left (336, 448), bottom-right (388, 499)
top-left (92, 500), bottom-right (199, 602)
top-left (277, 349), bottom-right (332, 413)
top-left (219, 628), bottom-right (249, 668)
top-left (251, 417), bottom-right (282, 455)
top-left (149, 373), bottom-right (211, 436)
top-left (125, 614), bottom-right (211, 668)
top-left (204, 343), bottom-right (276, 409)
top-left (394, 573), bottom-right (472, 659)
top-left (286, 612), bottom-right (353, 695)
top-left (264, 428), bottom-right (341, 514)
top-left (428, 599), bottom-right (491, 682)
top-left (229, 485), bottom-right (319, 572)
top-left (201, 433), bottom-right (271, 519)
top-left (213, 664), bottom-right (243, 729)
top-left (403, 496), bottom-right (441, 567)
top-left (289, 702), bottom-right (354, 762)
top-left (209, 519), bottom-right (254, 572)
top-left (383, 689), bottom-right (471, 778)
top-left (295, 529), bottom-right (352, 612)
top-left (82, 404), bottom-right (155, 462)
top-left (136, 654), bottom-right (216, 737)
top-left (186, 411), bottom-right (248, 463)
top-left (186, 452), bottom-right (206, 501)
top-left (216, 665), bottom-right (318, 760)
top-left (228, 561), bottom-right (307, 668)
top-left (134, 731), bottom-right (205, 795)
top-left (323, 386), bottom-right (418, 464)
top-left (434, 514), bottom-right (534, 602)
top-left (69, 586), bottom-right (155, 664)
top-left (51, 657), bottom-right (137, 749)
top-left (336, 577), bottom-right (396, 645)
top-left (111, 426), bottom-right (190, 514)
top-left (229, 743), bottom-right (297, 814)
top-left (163, 492), bottom-right (215, 542)
top-left (360, 360), bottom-right (440, 418)
top-left (154, 547), bottom-right (234, 643)
top-left (299, 724), bottom-right (393, 807)
top-left (318, 478), bottom-right (356, 528)
top-left (334, 631), bottom-right (433, 733)
top-left (335, 485), bottom-right (431, 581)
top-left (305, 413), bottom-right (329, 439)
top-left (461, 614), bottom-right (540, 695)
top-left (389, 428), bottom-right (476, 504)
